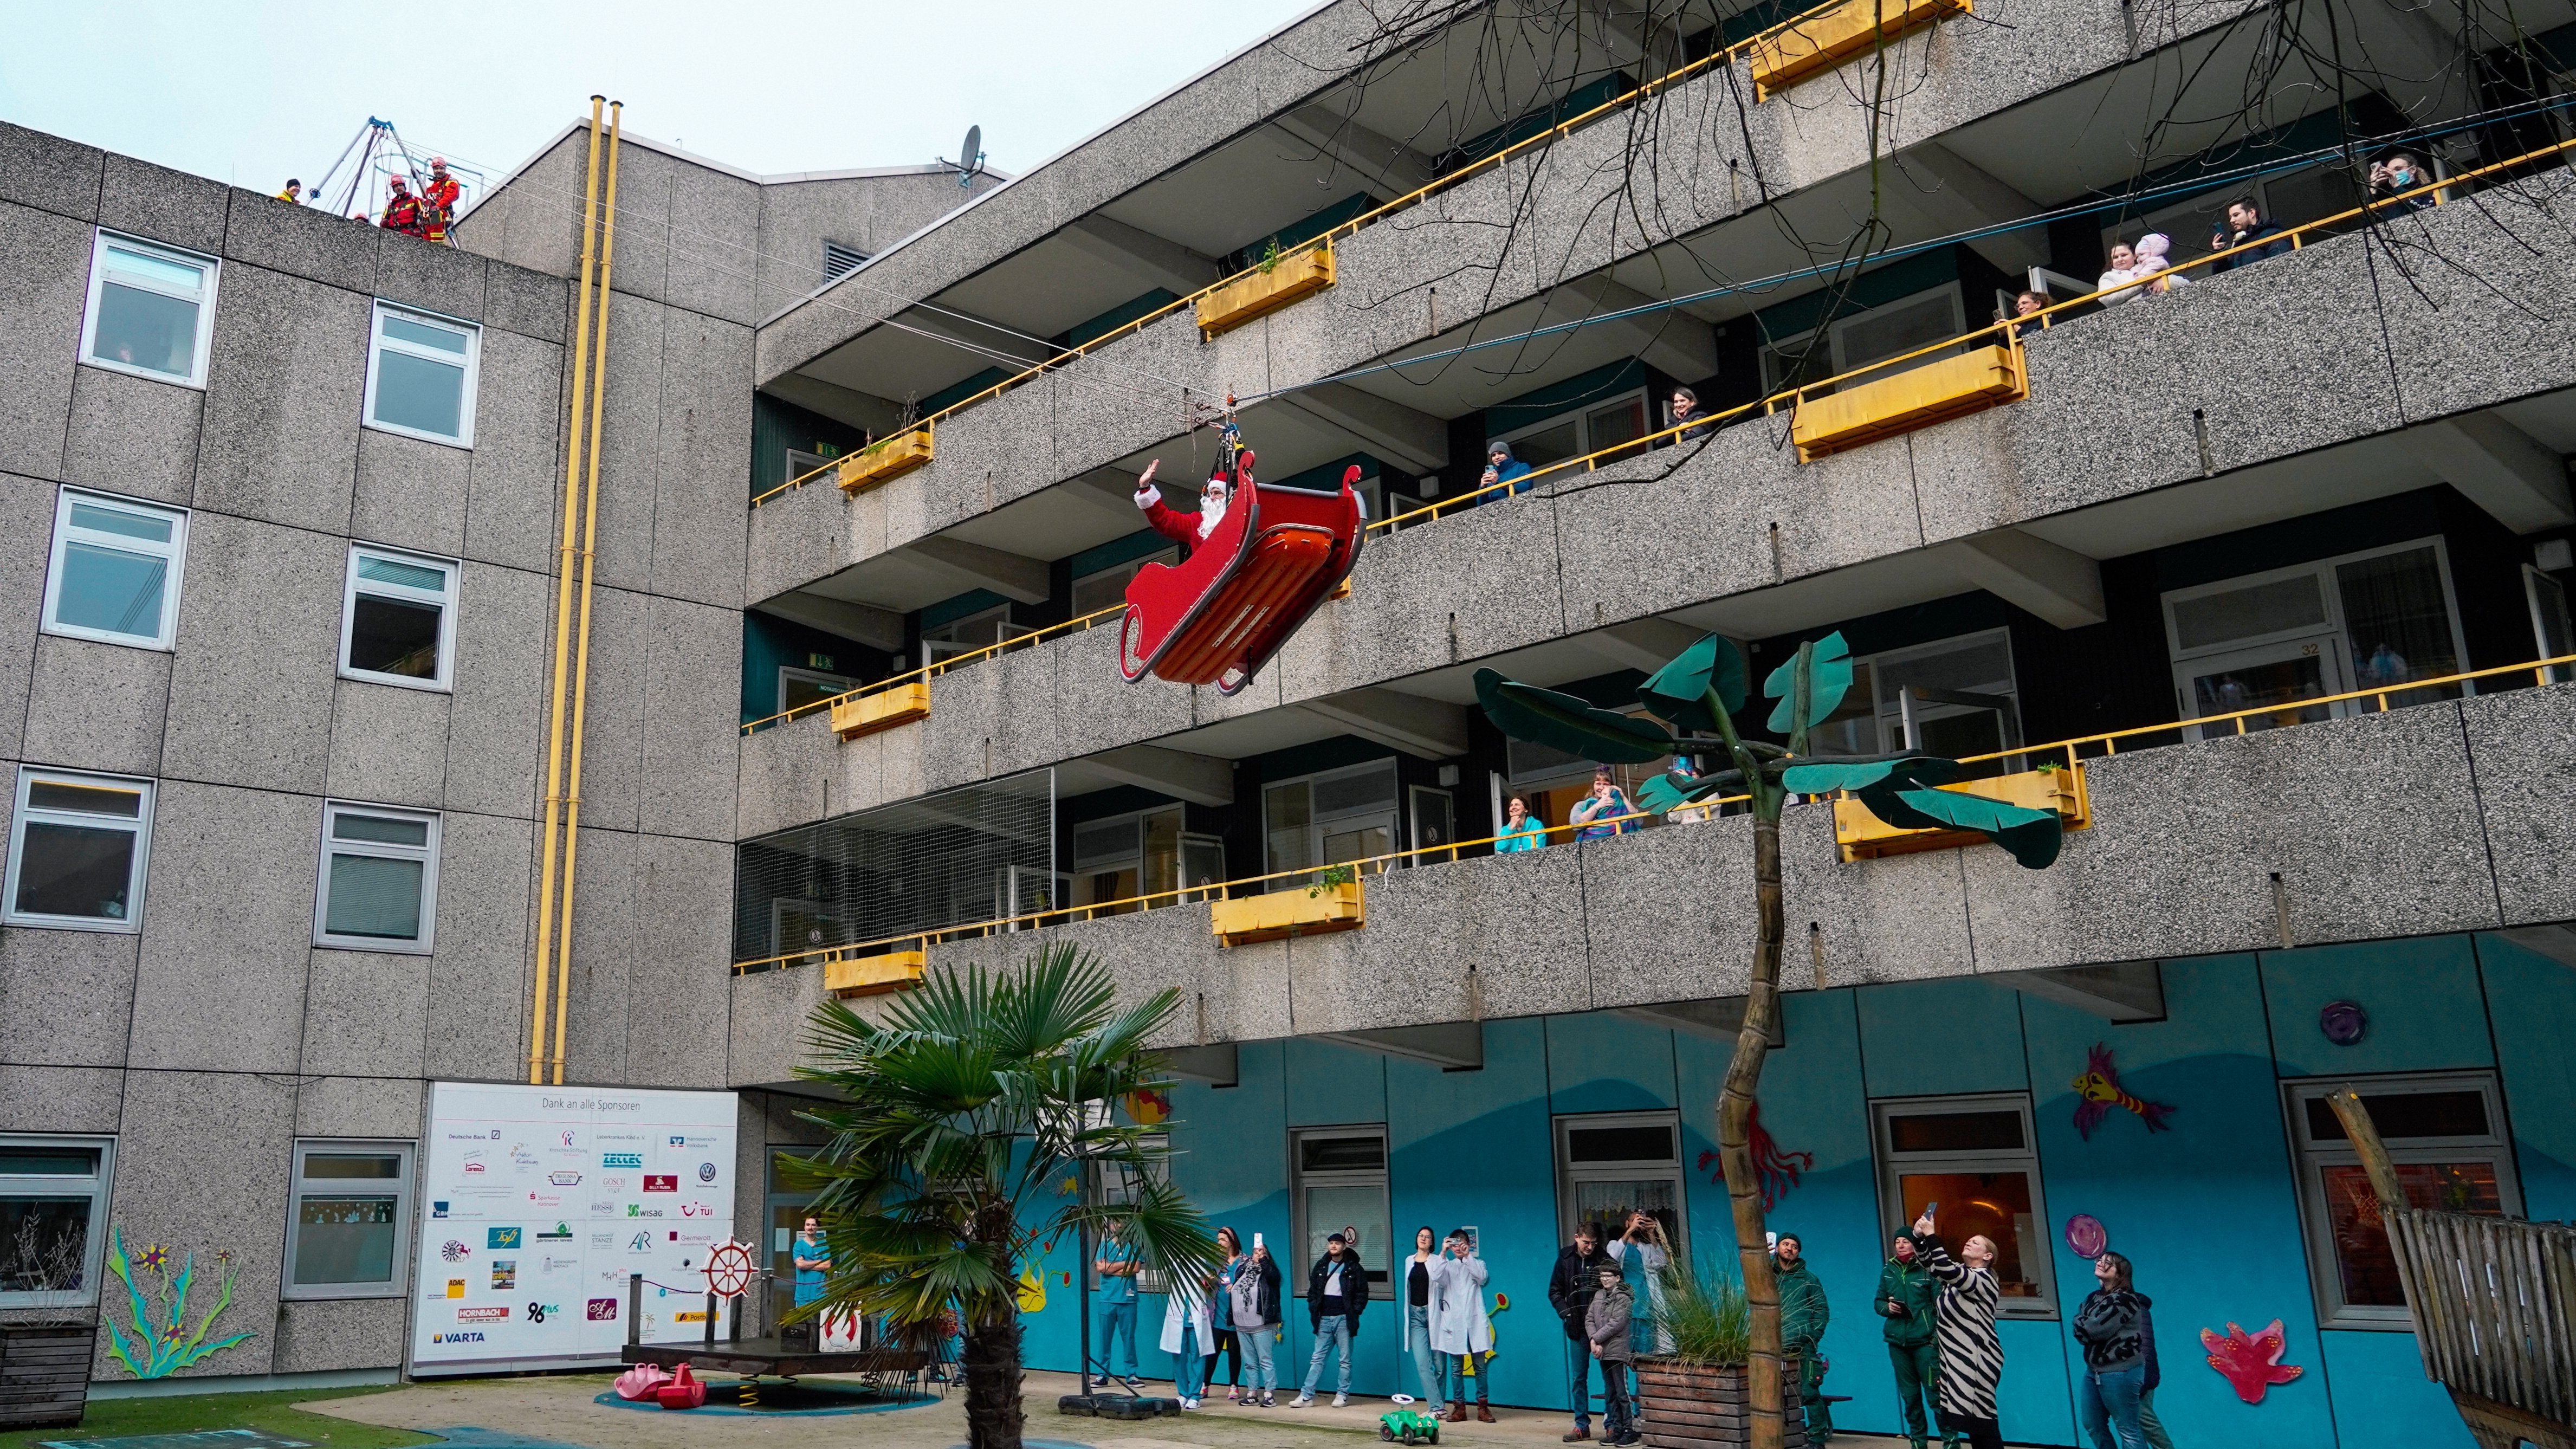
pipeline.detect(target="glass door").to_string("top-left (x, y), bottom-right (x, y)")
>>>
top-left (2174, 636), bottom-right (2348, 737)
top-left (1409, 786), bottom-right (1455, 864)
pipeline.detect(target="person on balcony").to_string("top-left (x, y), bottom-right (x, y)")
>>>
top-left (2097, 242), bottom-right (2141, 305)
top-left (1498, 796), bottom-right (1548, 853)
top-left (1133, 457), bottom-right (1230, 552)
top-left (1570, 767), bottom-right (1639, 843)
top-left (2129, 234), bottom-right (2186, 297)
top-left (2370, 153), bottom-right (2430, 216)
top-left (2209, 198), bottom-right (2290, 269)
top-left (1668, 386), bottom-right (1713, 442)
top-left (1476, 439), bottom-right (1533, 502)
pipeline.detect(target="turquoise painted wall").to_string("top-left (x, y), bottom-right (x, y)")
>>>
top-left (1006, 929), bottom-right (2561, 1448)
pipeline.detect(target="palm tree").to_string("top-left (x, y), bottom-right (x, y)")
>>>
top-left (784, 943), bottom-right (1219, 1449)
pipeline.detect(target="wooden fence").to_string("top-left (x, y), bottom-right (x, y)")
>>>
top-left (2385, 1202), bottom-right (2576, 1448)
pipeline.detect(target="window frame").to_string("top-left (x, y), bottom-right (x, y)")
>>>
top-left (339, 544), bottom-right (461, 691)
top-left (1071, 547), bottom-right (1180, 617)
top-left (0, 1134), bottom-right (116, 1311)
top-left (1289, 1125), bottom-right (1393, 1287)
top-left (80, 230), bottom-right (218, 389)
top-left (41, 487), bottom-right (190, 652)
top-left (2160, 535), bottom-right (2471, 735)
top-left (3, 768), bottom-right (154, 934)
top-left (1870, 1093), bottom-right (2060, 1317)
top-left (1261, 759), bottom-right (1401, 887)
top-left (1498, 386), bottom-right (1652, 470)
top-left (1554, 1109), bottom-right (1688, 1253)
top-left (2282, 1072), bottom-right (2522, 1329)
top-left (312, 800), bottom-right (442, 954)
top-left (362, 301), bottom-right (482, 448)
top-left (777, 664), bottom-right (858, 716)
top-left (280, 1138), bottom-right (415, 1301)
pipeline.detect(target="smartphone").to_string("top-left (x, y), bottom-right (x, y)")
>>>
top-left (1923, 1201), bottom-right (1938, 1215)
top-left (1253, 1232), bottom-right (1264, 1251)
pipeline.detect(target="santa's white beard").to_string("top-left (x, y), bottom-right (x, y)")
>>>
top-left (1198, 490), bottom-right (1227, 539)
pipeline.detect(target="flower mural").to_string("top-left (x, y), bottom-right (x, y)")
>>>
top-left (100, 1226), bottom-right (256, 1379)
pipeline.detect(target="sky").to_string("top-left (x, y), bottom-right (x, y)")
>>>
top-left (0, 0), bottom-right (1323, 203)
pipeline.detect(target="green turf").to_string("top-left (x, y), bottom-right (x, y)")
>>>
top-left (0, 1385), bottom-right (435, 1449)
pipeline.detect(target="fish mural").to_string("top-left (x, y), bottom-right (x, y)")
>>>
top-left (2072, 1042), bottom-right (2177, 1139)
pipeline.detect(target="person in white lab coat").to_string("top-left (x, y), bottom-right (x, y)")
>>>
top-left (1162, 1263), bottom-right (1216, 1408)
top-left (1429, 1227), bottom-right (1496, 1422)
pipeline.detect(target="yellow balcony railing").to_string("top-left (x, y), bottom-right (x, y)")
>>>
top-left (1749, 0), bottom-right (1973, 100)
top-left (830, 679), bottom-right (930, 740)
top-left (1208, 879), bottom-right (1365, 946)
top-left (1789, 341), bottom-right (2027, 462)
top-left (825, 948), bottom-right (927, 997)
top-left (836, 425), bottom-right (933, 495)
top-left (1196, 243), bottom-right (1338, 338)
top-left (1833, 764), bottom-right (2090, 861)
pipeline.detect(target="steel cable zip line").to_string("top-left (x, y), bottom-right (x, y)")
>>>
top-left (739, 128), bottom-right (2576, 740)
top-left (1228, 88), bottom-right (2576, 407)
top-left (733, 645), bottom-right (2576, 975)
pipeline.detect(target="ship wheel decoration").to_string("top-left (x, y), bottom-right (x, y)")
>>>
top-left (703, 1239), bottom-right (757, 1298)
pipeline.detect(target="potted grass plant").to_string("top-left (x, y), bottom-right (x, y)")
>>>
top-left (1633, 1265), bottom-right (1808, 1449)
top-left (0, 1215), bottom-right (100, 1429)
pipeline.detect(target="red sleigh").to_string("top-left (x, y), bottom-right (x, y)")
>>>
top-left (1119, 464), bottom-right (1366, 695)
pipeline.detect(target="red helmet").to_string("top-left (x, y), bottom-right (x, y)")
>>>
top-left (389, 175), bottom-right (411, 191)
top-left (429, 156), bottom-right (448, 171)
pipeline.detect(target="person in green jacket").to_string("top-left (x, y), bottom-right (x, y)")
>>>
top-left (1876, 1232), bottom-right (1952, 1449)
top-left (1775, 1234), bottom-right (1832, 1444)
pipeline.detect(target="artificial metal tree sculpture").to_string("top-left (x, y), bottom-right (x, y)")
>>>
top-left (1474, 631), bottom-right (2063, 1449)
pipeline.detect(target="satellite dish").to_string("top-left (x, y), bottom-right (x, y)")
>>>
top-left (953, 124), bottom-right (985, 188)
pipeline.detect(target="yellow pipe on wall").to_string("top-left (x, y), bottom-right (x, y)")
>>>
top-left (528, 96), bottom-right (607, 1085)
top-left (551, 100), bottom-right (623, 1085)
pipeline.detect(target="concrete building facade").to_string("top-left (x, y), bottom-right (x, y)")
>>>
top-left (7, 0), bottom-right (2576, 1441)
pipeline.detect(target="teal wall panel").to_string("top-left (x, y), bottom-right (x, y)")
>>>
top-left (1546, 1011), bottom-right (1678, 1115)
top-left (1856, 977), bottom-right (2030, 1098)
top-left (2321, 1327), bottom-right (2478, 1449)
top-left (2475, 932), bottom-right (2576, 1220)
top-left (2260, 936), bottom-right (2493, 1078)
top-left (2023, 955), bottom-right (2338, 1449)
top-left (1284, 1038), bottom-right (1389, 1127)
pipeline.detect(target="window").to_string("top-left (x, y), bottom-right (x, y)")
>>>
top-left (784, 447), bottom-right (838, 487)
top-left (1873, 1095), bottom-right (2057, 1315)
top-left (1499, 388), bottom-right (1652, 471)
top-left (364, 302), bottom-right (480, 446)
top-left (1089, 1134), bottom-right (1175, 1295)
top-left (4, 769), bottom-right (153, 932)
top-left (1263, 760), bottom-right (1400, 889)
top-left (1809, 629), bottom-right (2022, 762)
top-left (1762, 284), bottom-right (1967, 395)
top-left (2162, 538), bottom-right (2469, 738)
top-left (921, 605), bottom-right (1032, 665)
top-left (81, 231), bottom-right (216, 387)
top-left (1071, 547), bottom-right (1179, 617)
top-left (2286, 1074), bottom-right (2520, 1328)
top-left (1291, 1128), bottom-right (1391, 1285)
top-left (823, 241), bottom-right (868, 284)
top-left (43, 489), bottom-right (187, 650)
top-left (340, 545), bottom-right (459, 689)
top-left (283, 1141), bottom-right (412, 1299)
top-left (1, 1136), bottom-right (115, 1310)
top-left (1557, 1111), bottom-right (1686, 1252)
top-left (313, 802), bottom-right (440, 952)
top-left (1069, 804), bottom-right (1214, 913)
top-left (778, 665), bottom-right (857, 715)
top-left (2526, 564), bottom-right (2573, 684)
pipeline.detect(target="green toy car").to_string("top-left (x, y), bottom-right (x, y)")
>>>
top-left (1380, 1406), bottom-right (1442, 1444)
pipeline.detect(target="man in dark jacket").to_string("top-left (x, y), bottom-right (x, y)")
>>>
top-left (1549, 1224), bottom-right (1616, 1440)
top-left (2209, 197), bottom-right (2292, 269)
top-left (1292, 1233), bottom-right (1368, 1407)
top-left (1776, 1233), bottom-right (1832, 1444)
top-left (1876, 1232), bottom-right (1947, 1449)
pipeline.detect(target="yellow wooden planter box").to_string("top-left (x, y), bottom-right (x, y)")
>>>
top-left (1750, 0), bottom-right (1972, 99)
top-left (1834, 765), bottom-right (2089, 862)
top-left (837, 426), bottom-right (934, 494)
top-left (1196, 243), bottom-right (1337, 338)
top-left (1791, 343), bottom-right (2026, 462)
top-left (1209, 881), bottom-right (1365, 946)
top-left (825, 949), bottom-right (926, 998)
top-left (831, 679), bottom-right (930, 740)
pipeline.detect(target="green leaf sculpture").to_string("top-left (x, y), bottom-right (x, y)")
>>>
top-left (1638, 633), bottom-right (1749, 729)
top-left (1474, 668), bottom-right (1676, 764)
top-left (1762, 631), bottom-right (1855, 736)
top-left (1778, 756), bottom-right (1957, 796)
top-left (1636, 767), bottom-right (1744, 814)
top-left (1882, 787), bottom-right (2065, 868)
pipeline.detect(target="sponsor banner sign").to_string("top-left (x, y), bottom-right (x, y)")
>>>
top-left (410, 1082), bottom-right (737, 1371)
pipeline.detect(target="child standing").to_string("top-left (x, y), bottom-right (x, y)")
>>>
top-left (1587, 1263), bottom-right (1641, 1446)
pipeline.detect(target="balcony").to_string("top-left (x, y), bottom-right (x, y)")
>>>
top-left (1749, 0), bottom-right (1974, 100)
top-left (1195, 243), bottom-right (1337, 338)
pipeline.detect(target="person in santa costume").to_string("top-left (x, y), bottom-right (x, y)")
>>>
top-left (1134, 452), bottom-right (1253, 553)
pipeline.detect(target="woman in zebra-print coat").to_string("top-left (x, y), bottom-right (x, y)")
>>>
top-left (1911, 1209), bottom-right (2005, 1449)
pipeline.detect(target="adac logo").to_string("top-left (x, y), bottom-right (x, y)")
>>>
top-left (440, 1240), bottom-right (470, 1262)
top-left (487, 1226), bottom-right (522, 1250)
top-left (431, 1331), bottom-right (487, 1344)
top-left (642, 1174), bottom-right (677, 1193)
top-left (587, 1298), bottom-right (619, 1321)
top-left (697, 1162), bottom-right (717, 1183)
top-left (538, 1221), bottom-right (574, 1240)
top-left (445, 1278), bottom-right (465, 1299)
top-left (549, 1172), bottom-right (582, 1187)
top-left (526, 1302), bottom-right (560, 1324)
top-left (603, 1152), bottom-right (644, 1170)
